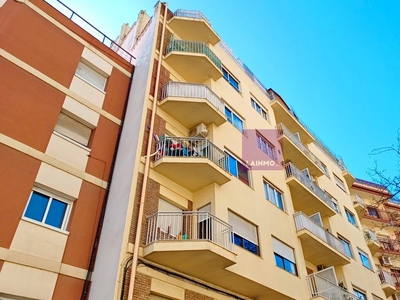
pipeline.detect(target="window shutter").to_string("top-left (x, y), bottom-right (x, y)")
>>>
top-left (54, 113), bottom-right (91, 146)
top-left (228, 211), bottom-right (258, 245)
top-left (272, 237), bottom-right (295, 262)
top-left (75, 61), bottom-right (107, 90)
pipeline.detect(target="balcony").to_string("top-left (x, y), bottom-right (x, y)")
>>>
top-left (391, 273), bottom-right (400, 291)
top-left (364, 207), bottom-right (392, 224)
top-left (378, 269), bottom-right (396, 297)
top-left (153, 137), bottom-right (231, 191)
top-left (276, 123), bottom-right (324, 177)
top-left (378, 237), bottom-right (400, 255)
top-left (168, 10), bottom-right (220, 45)
top-left (164, 40), bottom-right (222, 82)
top-left (159, 82), bottom-right (226, 128)
top-left (363, 228), bottom-right (380, 255)
top-left (294, 212), bottom-right (351, 266)
top-left (144, 211), bottom-right (236, 279)
top-left (352, 194), bottom-right (366, 218)
top-left (306, 271), bottom-right (358, 300)
top-left (284, 163), bottom-right (339, 217)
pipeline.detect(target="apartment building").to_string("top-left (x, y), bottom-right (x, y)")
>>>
top-left (351, 178), bottom-right (400, 300)
top-left (89, 2), bottom-right (389, 300)
top-left (0, 0), bottom-right (134, 299)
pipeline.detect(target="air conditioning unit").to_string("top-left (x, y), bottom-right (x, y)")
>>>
top-left (189, 123), bottom-right (208, 138)
top-left (380, 256), bottom-right (393, 266)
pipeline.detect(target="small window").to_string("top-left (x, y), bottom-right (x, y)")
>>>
top-left (325, 191), bottom-right (341, 214)
top-left (23, 189), bottom-right (72, 230)
top-left (367, 206), bottom-right (379, 218)
top-left (251, 98), bottom-right (269, 121)
top-left (256, 133), bottom-right (276, 160)
top-left (272, 237), bottom-right (297, 275)
top-left (334, 174), bottom-right (347, 192)
top-left (54, 113), bottom-right (92, 146)
top-left (228, 211), bottom-right (259, 255)
top-left (225, 106), bottom-right (244, 133)
top-left (226, 151), bottom-right (250, 186)
top-left (320, 162), bottom-right (330, 178)
top-left (358, 249), bottom-right (372, 269)
top-left (338, 235), bottom-right (353, 258)
top-left (75, 61), bottom-right (107, 91)
top-left (353, 288), bottom-right (367, 300)
top-left (345, 208), bottom-right (358, 228)
top-left (264, 181), bottom-right (284, 211)
top-left (222, 67), bottom-right (240, 92)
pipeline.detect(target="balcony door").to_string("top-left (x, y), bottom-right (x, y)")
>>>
top-left (198, 204), bottom-right (212, 240)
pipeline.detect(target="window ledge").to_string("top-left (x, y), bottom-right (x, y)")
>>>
top-left (53, 131), bottom-right (91, 152)
top-left (21, 217), bottom-right (70, 236)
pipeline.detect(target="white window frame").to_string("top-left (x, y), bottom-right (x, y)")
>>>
top-left (54, 112), bottom-right (92, 147)
top-left (256, 132), bottom-right (276, 161)
top-left (222, 66), bottom-right (240, 92)
top-left (22, 187), bottom-right (72, 232)
top-left (228, 210), bottom-right (259, 255)
top-left (338, 234), bottom-right (353, 258)
top-left (75, 61), bottom-right (107, 91)
top-left (320, 161), bottom-right (330, 178)
top-left (225, 150), bottom-right (251, 186)
top-left (272, 237), bottom-right (297, 275)
top-left (225, 105), bottom-right (245, 133)
top-left (263, 180), bottom-right (285, 211)
top-left (345, 208), bottom-right (358, 228)
top-left (334, 173), bottom-right (347, 192)
top-left (358, 248), bottom-right (372, 269)
top-left (251, 97), bottom-right (269, 121)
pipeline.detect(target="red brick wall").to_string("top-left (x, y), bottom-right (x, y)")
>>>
top-left (149, 59), bottom-right (170, 100)
top-left (141, 109), bottom-right (166, 157)
top-left (122, 271), bottom-right (151, 300)
top-left (185, 290), bottom-right (214, 300)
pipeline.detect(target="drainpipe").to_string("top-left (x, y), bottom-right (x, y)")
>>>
top-left (126, 2), bottom-right (168, 299)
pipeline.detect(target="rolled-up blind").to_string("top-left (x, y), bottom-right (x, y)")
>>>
top-left (54, 113), bottom-right (91, 146)
top-left (228, 211), bottom-right (258, 245)
top-left (272, 237), bottom-right (295, 262)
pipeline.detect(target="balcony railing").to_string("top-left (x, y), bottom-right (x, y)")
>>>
top-left (391, 272), bottom-right (400, 288)
top-left (173, 9), bottom-right (211, 26)
top-left (166, 39), bottom-right (222, 71)
top-left (161, 81), bottom-right (225, 113)
top-left (363, 228), bottom-right (379, 243)
top-left (154, 137), bottom-right (228, 171)
top-left (276, 123), bottom-right (324, 171)
top-left (284, 162), bottom-right (340, 213)
top-left (378, 269), bottom-right (395, 286)
top-left (146, 211), bottom-right (234, 252)
top-left (306, 273), bottom-right (359, 300)
top-left (365, 208), bottom-right (392, 222)
top-left (352, 194), bottom-right (365, 207)
top-left (294, 212), bottom-right (349, 257)
top-left (378, 237), bottom-right (400, 253)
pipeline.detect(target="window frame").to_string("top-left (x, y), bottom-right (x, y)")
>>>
top-left (226, 150), bottom-right (251, 186)
top-left (250, 97), bottom-right (269, 121)
top-left (358, 248), bottom-right (372, 270)
top-left (264, 180), bottom-right (285, 211)
top-left (225, 105), bottom-right (245, 133)
top-left (75, 61), bottom-right (107, 91)
top-left (54, 112), bottom-right (93, 147)
top-left (334, 173), bottom-right (347, 192)
top-left (256, 132), bottom-right (276, 161)
top-left (345, 208), bottom-right (358, 228)
top-left (320, 162), bottom-right (330, 178)
top-left (338, 234), bottom-right (353, 258)
top-left (228, 211), bottom-right (259, 255)
top-left (222, 66), bottom-right (240, 92)
top-left (23, 188), bottom-right (72, 232)
top-left (272, 237), bottom-right (298, 276)
top-left (353, 287), bottom-right (367, 300)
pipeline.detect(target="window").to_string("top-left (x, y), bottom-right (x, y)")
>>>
top-left (264, 181), bottom-right (284, 211)
top-left (345, 208), bottom-right (358, 228)
top-left (54, 112), bottom-right (92, 146)
top-left (75, 61), bottom-right (107, 91)
top-left (358, 249), bottom-right (372, 269)
top-left (226, 152), bottom-right (250, 186)
top-left (334, 174), bottom-right (347, 192)
top-left (23, 189), bottom-right (72, 230)
top-left (325, 191), bottom-right (341, 214)
top-left (222, 67), bottom-right (240, 92)
top-left (251, 98), bottom-right (268, 121)
top-left (225, 106), bottom-right (244, 133)
top-left (353, 288), bottom-right (367, 300)
top-left (228, 211), bottom-right (259, 255)
top-left (320, 162), bottom-right (330, 178)
top-left (157, 199), bottom-right (182, 237)
top-left (256, 133), bottom-right (276, 160)
top-left (367, 206), bottom-right (379, 218)
top-left (272, 237), bottom-right (297, 275)
top-left (338, 235), bottom-right (353, 258)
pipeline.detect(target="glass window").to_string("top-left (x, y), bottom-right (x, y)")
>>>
top-left (358, 249), bottom-right (372, 269)
top-left (251, 98), bottom-right (269, 121)
top-left (54, 112), bottom-right (92, 146)
top-left (321, 162), bottom-right (330, 178)
top-left (222, 67), bottom-right (240, 92)
top-left (24, 190), bottom-right (71, 230)
top-left (228, 211), bottom-right (259, 255)
top-left (264, 181), bottom-right (284, 211)
top-left (226, 152), bottom-right (250, 186)
top-left (345, 208), bottom-right (358, 228)
top-left (257, 133), bottom-right (276, 160)
top-left (367, 206), bottom-right (379, 218)
top-left (272, 237), bottom-right (297, 275)
top-left (334, 173), bottom-right (347, 192)
top-left (338, 235), bottom-right (353, 258)
top-left (353, 288), bottom-right (367, 300)
top-left (225, 106), bottom-right (244, 133)
top-left (75, 61), bottom-right (107, 90)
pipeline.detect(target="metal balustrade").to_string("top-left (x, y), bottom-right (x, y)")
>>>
top-left (294, 212), bottom-right (348, 257)
top-left (352, 194), bottom-right (365, 206)
top-left (146, 211), bottom-right (234, 252)
top-left (378, 269), bottom-right (395, 286)
top-left (173, 9), bottom-right (211, 26)
top-left (306, 273), bottom-right (361, 300)
top-left (166, 40), bottom-right (222, 70)
top-left (363, 228), bottom-right (379, 243)
top-left (378, 237), bottom-right (400, 253)
top-left (284, 163), bottom-right (339, 213)
top-left (154, 137), bottom-right (228, 172)
top-left (161, 82), bottom-right (225, 113)
top-left (276, 123), bottom-right (324, 171)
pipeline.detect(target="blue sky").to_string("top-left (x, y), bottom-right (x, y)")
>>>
top-left (58, 0), bottom-right (400, 181)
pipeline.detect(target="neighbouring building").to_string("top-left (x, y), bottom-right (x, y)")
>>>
top-left (88, 2), bottom-right (391, 300)
top-left (0, 0), bottom-right (134, 299)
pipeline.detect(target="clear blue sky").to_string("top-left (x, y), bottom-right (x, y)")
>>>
top-left (59, 0), bottom-right (400, 181)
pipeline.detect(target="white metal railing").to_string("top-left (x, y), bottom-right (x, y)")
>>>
top-left (363, 228), bottom-right (378, 243)
top-left (294, 212), bottom-right (348, 257)
top-left (276, 123), bottom-right (324, 171)
top-left (378, 269), bottom-right (395, 286)
top-left (352, 194), bottom-right (365, 207)
top-left (154, 137), bottom-right (228, 172)
top-left (284, 163), bottom-right (340, 213)
top-left (306, 273), bottom-right (361, 300)
top-left (146, 211), bottom-right (234, 252)
top-left (173, 9), bottom-right (211, 26)
top-left (161, 82), bottom-right (225, 113)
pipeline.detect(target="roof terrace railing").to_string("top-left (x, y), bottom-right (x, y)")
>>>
top-left (173, 9), bottom-right (211, 26)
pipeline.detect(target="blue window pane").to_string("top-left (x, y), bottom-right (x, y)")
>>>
top-left (284, 260), bottom-right (297, 275)
top-left (276, 193), bottom-right (284, 210)
top-left (229, 77), bottom-right (239, 91)
top-left (222, 68), bottom-right (229, 80)
top-left (244, 239), bottom-right (259, 255)
top-left (45, 199), bottom-right (67, 228)
top-left (24, 191), bottom-right (49, 222)
top-left (274, 253), bottom-right (284, 269)
top-left (233, 234), bottom-right (243, 247)
top-left (228, 155), bottom-right (238, 177)
top-left (225, 107), bottom-right (233, 124)
top-left (233, 114), bottom-right (243, 132)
